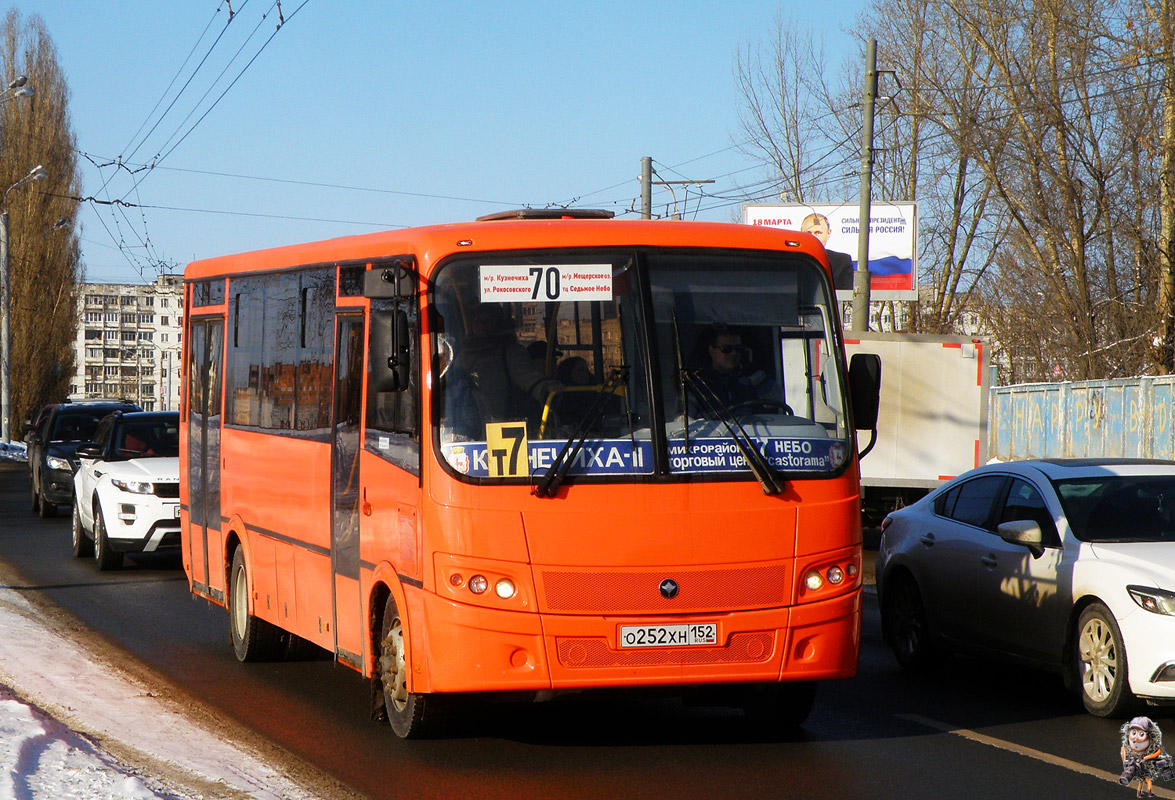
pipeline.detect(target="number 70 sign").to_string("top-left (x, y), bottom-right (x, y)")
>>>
top-left (479, 265), bottom-right (613, 303)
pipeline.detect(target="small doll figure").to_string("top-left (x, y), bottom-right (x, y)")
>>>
top-left (1121, 716), bottom-right (1173, 797)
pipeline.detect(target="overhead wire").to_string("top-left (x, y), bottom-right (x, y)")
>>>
top-left (122, 1), bottom-right (243, 164)
top-left (84, 1), bottom-right (308, 282)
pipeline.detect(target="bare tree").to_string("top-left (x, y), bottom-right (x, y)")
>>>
top-left (1, 10), bottom-right (81, 434)
top-left (867, 0), bottom-right (1009, 333)
top-left (944, 0), bottom-right (1163, 379)
top-left (736, 0), bottom-right (1170, 381)
top-left (733, 14), bottom-right (857, 204)
top-left (733, 6), bottom-right (1008, 336)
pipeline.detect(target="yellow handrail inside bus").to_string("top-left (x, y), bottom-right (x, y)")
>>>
top-left (539, 385), bottom-right (626, 438)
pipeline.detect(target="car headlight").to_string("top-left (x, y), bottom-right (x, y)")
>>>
top-left (1127, 585), bottom-right (1175, 616)
top-left (111, 478), bottom-right (153, 495)
top-left (46, 455), bottom-right (70, 471)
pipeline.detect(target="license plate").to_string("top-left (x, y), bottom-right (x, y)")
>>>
top-left (171, 505), bottom-right (181, 519)
top-left (619, 623), bottom-right (718, 648)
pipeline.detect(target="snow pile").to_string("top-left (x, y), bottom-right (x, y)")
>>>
top-left (0, 572), bottom-right (329, 799)
top-left (0, 440), bottom-right (26, 462)
top-left (1, 689), bottom-right (185, 799)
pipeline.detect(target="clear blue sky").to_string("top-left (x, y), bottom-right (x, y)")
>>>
top-left (11, 2), bottom-right (864, 283)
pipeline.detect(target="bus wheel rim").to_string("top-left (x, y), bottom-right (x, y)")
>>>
top-left (380, 618), bottom-right (408, 712)
top-left (232, 564), bottom-right (249, 639)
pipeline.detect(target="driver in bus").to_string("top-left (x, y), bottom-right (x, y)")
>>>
top-left (693, 327), bottom-right (784, 411)
top-left (449, 304), bottom-right (563, 435)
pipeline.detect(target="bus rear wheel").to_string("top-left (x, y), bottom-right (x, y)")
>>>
top-left (229, 547), bottom-right (281, 662)
top-left (379, 595), bottom-right (435, 738)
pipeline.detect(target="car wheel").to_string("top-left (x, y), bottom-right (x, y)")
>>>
top-left (379, 594), bottom-right (436, 738)
top-left (92, 504), bottom-right (122, 571)
top-left (1076, 603), bottom-right (1136, 717)
top-left (71, 504), bottom-right (93, 558)
top-left (30, 474), bottom-right (39, 513)
top-left (36, 479), bottom-right (56, 518)
top-left (228, 547), bottom-right (281, 662)
top-left (882, 572), bottom-right (935, 670)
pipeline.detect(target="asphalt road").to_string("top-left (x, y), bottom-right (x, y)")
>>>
top-left (0, 461), bottom-right (1165, 799)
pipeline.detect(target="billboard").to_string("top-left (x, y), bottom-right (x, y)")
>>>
top-left (742, 202), bottom-right (917, 301)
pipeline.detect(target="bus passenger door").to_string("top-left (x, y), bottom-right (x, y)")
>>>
top-left (187, 318), bottom-right (223, 599)
top-left (330, 313), bottom-right (364, 666)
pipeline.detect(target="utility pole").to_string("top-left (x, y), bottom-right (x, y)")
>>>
top-left (852, 39), bottom-right (879, 333)
top-left (641, 157), bottom-right (652, 219)
top-left (1159, 0), bottom-right (1175, 373)
top-left (639, 156), bottom-right (714, 219)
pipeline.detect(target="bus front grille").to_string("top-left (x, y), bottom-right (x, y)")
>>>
top-left (539, 564), bottom-right (788, 614)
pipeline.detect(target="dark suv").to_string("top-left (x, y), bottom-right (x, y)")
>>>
top-left (27, 399), bottom-right (141, 517)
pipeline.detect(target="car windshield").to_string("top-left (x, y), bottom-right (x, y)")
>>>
top-left (113, 419), bottom-right (180, 459)
top-left (48, 412), bottom-right (107, 443)
top-left (1054, 475), bottom-right (1175, 541)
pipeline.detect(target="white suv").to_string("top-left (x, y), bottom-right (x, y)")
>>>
top-left (71, 411), bottom-right (181, 570)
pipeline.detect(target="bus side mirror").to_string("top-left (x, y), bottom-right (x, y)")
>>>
top-left (370, 309), bottom-right (411, 392)
top-left (848, 353), bottom-right (881, 431)
top-left (364, 259), bottom-right (416, 298)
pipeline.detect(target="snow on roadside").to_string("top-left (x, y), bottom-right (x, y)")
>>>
top-left (1, 687), bottom-right (186, 800)
top-left (0, 573), bottom-right (331, 800)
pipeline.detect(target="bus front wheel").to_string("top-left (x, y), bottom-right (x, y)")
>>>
top-left (741, 681), bottom-right (817, 728)
top-left (379, 595), bottom-right (435, 738)
top-left (229, 547), bottom-right (281, 662)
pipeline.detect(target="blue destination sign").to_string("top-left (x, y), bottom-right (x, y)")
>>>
top-left (443, 436), bottom-right (844, 478)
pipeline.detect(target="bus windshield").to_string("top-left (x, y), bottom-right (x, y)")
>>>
top-left (433, 249), bottom-right (848, 482)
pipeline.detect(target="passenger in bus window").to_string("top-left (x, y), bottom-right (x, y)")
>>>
top-left (553, 356), bottom-right (599, 425)
top-left (556, 356), bottom-right (593, 388)
top-left (450, 304), bottom-right (562, 434)
top-left (527, 340), bottom-right (561, 375)
top-left (693, 327), bottom-right (784, 410)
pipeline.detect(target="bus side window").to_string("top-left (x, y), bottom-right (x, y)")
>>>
top-left (366, 297), bottom-right (421, 475)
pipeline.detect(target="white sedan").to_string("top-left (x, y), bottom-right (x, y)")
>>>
top-left (71, 411), bottom-right (181, 571)
top-left (877, 459), bottom-right (1175, 716)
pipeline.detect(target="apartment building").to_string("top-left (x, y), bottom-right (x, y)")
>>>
top-left (71, 274), bottom-right (184, 411)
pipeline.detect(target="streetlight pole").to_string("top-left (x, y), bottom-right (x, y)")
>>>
top-left (0, 163), bottom-right (47, 442)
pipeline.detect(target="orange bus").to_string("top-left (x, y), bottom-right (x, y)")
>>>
top-left (180, 209), bottom-right (881, 737)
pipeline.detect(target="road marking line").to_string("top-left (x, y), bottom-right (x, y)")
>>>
top-left (896, 713), bottom-right (1175, 798)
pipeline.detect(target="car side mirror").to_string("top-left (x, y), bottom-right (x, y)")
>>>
top-left (997, 519), bottom-right (1045, 559)
top-left (76, 443), bottom-right (103, 460)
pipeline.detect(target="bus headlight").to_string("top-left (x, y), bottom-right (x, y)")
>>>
top-left (798, 551), bottom-right (862, 603)
top-left (436, 553), bottom-right (533, 611)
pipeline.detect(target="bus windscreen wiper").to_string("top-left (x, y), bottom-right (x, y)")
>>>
top-left (680, 370), bottom-right (784, 495)
top-left (533, 367), bottom-right (629, 498)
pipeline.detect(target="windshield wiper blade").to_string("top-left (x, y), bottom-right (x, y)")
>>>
top-left (680, 369), bottom-right (784, 495)
top-left (533, 367), bottom-right (629, 498)
top-left (671, 309), bottom-right (690, 450)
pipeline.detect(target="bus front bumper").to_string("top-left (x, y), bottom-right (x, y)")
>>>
top-left (415, 587), bottom-right (860, 694)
